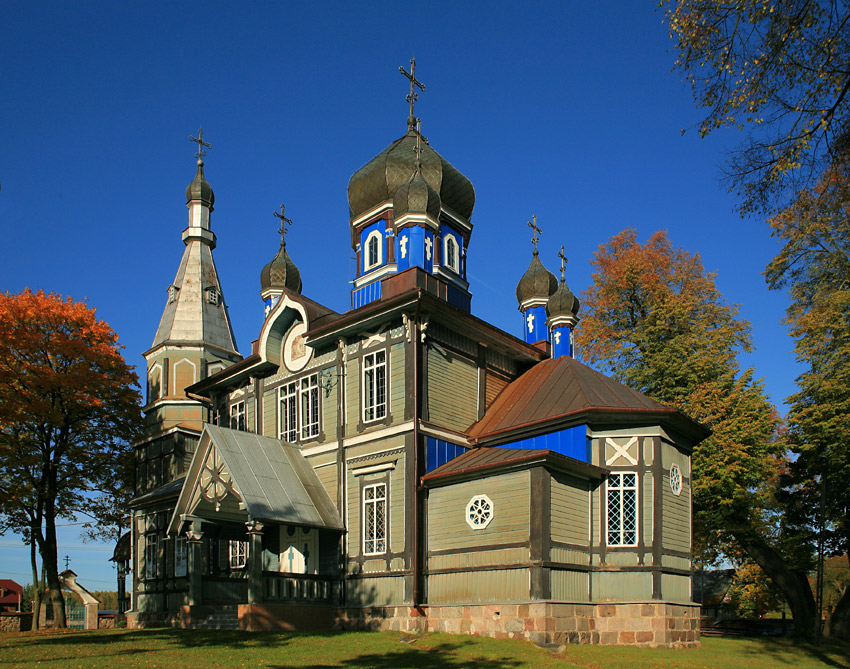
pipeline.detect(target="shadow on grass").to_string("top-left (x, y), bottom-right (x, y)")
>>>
top-left (736, 636), bottom-right (850, 669)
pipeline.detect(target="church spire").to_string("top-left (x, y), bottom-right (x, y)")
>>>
top-left (546, 245), bottom-right (581, 358)
top-left (261, 204), bottom-right (302, 316)
top-left (516, 216), bottom-right (557, 345)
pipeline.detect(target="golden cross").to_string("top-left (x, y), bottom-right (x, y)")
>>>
top-left (399, 57), bottom-right (425, 130)
top-left (558, 245), bottom-right (568, 283)
top-left (528, 215), bottom-right (542, 254)
top-left (273, 205), bottom-right (292, 246)
top-left (189, 127), bottom-right (212, 160)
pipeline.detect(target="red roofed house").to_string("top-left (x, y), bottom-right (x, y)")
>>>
top-left (0, 580), bottom-right (23, 613)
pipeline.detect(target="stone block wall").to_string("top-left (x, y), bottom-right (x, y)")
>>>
top-left (337, 601), bottom-right (700, 648)
top-left (0, 613), bottom-right (33, 633)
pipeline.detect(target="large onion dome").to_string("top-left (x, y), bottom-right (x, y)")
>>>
top-left (516, 252), bottom-right (558, 306)
top-left (546, 279), bottom-right (580, 319)
top-left (347, 129), bottom-right (475, 227)
top-left (260, 245), bottom-right (302, 295)
top-left (393, 163), bottom-right (441, 220)
top-left (185, 159), bottom-right (215, 208)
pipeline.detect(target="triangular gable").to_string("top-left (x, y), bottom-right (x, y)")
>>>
top-left (168, 424), bottom-right (343, 534)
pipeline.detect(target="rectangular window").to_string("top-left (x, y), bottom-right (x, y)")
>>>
top-left (145, 535), bottom-right (159, 579)
top-left (363, 350), bottom-right (387, 422)
top-left (228, 539), bottom-right (248, 568)
top-left (229, 401), bottom-right (246, 431)
top-left (300, 374), bottom-right (320, 439)
top-left (607, 472), bottom-right (638, 546)
top-left (279, 382), bottom-right (298, 442)
top-left (174, 536), bottom-right (188, 577)
top-left (363, 483), bottom-right (387, 555)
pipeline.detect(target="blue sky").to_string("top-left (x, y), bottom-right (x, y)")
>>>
top-left (0, 3), bottom-right (800, 591)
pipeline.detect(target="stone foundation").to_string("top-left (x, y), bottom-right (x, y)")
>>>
top-left (337, 601), bottom-right (700, 648)
top-left (0, 612), bottom-right (33, 633)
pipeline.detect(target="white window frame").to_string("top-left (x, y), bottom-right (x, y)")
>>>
top-left (363, 482), bottom-right (387, 555)
top-left (466, 494), bottom-right (494, 529)
top-left (144, 535), bottom-right (159, 579)
top-left (363, 229), bottom-right (383, 272)
top-left (174, 536), bottom-right (188, 577)
top-left (362, 350), bottom-right (388, 422)
top-left (278, 381), bottom-right (298, 442)
top-left (229, 401), bottom-right (246, 431)
top-left (228, 539), bottom-right (249, 569)
top-left (606, 472), bottom-right (638, 546)
top-left (300, 374), bottom-right (320, 439)
top-left (444, 234), bottom-right (460, 274)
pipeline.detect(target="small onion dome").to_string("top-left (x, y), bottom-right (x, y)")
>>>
top-left (546, 279), bottom-right (581, 319)
top-left (260, 245), bottom-right (302, 295)
top-left (185, 159), bottom-right (215, 207)
top-left (393, 166), bottom-right (441, 220)
top-left (347, 129), bottom-right (475, 230)
top-left (516, 252), bottom-right (558, 306)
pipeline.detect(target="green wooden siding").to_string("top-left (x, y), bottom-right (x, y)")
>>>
top-left (662, 573), bottom-right (692, 603)
top-left (662, 475), bottom-right (690, 553)
top-left (345, 448), bottom-right (405, 558)
top-left (427, 568), bottom-right (529, 604)
top-left (389, 342), bottom-right (405, 422)
top-left (428, 547), bottom-right (527, 570)
top-left (345, 357), bottom-right (359, 427)
top-left (592, 571), bottom-right (652, 601)
top-left (346, 576), bottom-right (404, 605)
top-left (263, 388), bottom-right (276, 438)
top-left (550, 546), bottom-right (589, 565)
top-left (643, 471), bottom-right (654, 545)
top-left (427, 347), bottom-right (478, 432)
top-left (551, 569), bottom-right (589, 601)
top-left (428, 471), bottom-right (529, 553)
top-left (550, 473), bottom-right (589, 546)
top-left (314, 463), bottom-right (337, 505)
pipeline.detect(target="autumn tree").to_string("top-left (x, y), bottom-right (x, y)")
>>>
top-left (576, 229), bottom-right (819, 637)
top-left (0, 289), bottom-right (142, 628)
top-left (665, 0), bottom-right (850, 215)
top-left (766, 158), bottom-right (850, 638)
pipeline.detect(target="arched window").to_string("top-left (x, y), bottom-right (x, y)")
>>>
top-left (363, 230), bottom-right (383, 272)
top-left (444, 234), bottom-right (460, 273)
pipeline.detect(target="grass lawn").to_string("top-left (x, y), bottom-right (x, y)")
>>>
top-left (0, 628), bottom-right (847, 668)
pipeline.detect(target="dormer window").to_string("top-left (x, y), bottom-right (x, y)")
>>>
top-left (206, 287), bottom-right (219, 305)
top-left (167, 285), bottom-right (179, 303)
top-left (363, 230), bottom-right (383, 272)
top-left (444, 235), bottom-right (460, 274)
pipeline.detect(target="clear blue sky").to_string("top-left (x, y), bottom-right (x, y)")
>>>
top-left (0, 3), bottom-right (800, 592)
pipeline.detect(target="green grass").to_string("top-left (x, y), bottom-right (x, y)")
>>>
top-left (0, 629), bottom-right (847, 668)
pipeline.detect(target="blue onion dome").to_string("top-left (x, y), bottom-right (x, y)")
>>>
top-left (516, 252), bottom-right (558, 306)
top-left (393, 163), bottom-right (441, 220)
top-left (546, 278), bottom-right (581, 319)
top-left (185, 159), bottom-right (215, 208)
top-left (347, 129), bottom-right (475, 227)
top-left (260, 245), bottom-right (302, 295)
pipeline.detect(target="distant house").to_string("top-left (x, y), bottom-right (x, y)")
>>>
top-left (692, 569), bottom-right (735, 618)
top-left (0, 580), bottom-right (23, 612)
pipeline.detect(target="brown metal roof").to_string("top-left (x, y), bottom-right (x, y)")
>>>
top-left (468, 356), bottom-right (708, 444)
top-left (421, 446), bottom-right (607, 487)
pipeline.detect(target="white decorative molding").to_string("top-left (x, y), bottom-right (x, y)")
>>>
top-left (352, 460), bottom-right (397, 477)
top-left (466, 494), bottom-right (494, 530)
top-left (605, 436), bottom-right (638, 466)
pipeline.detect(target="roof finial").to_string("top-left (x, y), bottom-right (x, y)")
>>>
top-left (414, 119), bottom-right (423, 169)
top-left (557, 245), bottom-right (568, 283)
top-left (528, 215), bottom-right (542, 255)
top-left (273, 204), bottom-right (292, 248)
top-left (189, 127), bottom-right (212, 162)
top-left (399, 57), bottom-right (425, 131)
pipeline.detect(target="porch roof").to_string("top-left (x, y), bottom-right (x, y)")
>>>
top-left (168, 425), bottom-right (343, 534)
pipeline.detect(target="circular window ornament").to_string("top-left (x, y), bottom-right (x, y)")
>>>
top-left (283, 321), bottom-right (312, 372)
top-left (670, 464), bottom-right (683, 496)
top-left (465, 494), bottom-right (494, 529)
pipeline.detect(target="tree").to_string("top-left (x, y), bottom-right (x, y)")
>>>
top-left (0, 289), bottom-right (142, 628)
top-left (766, 159), bottom-right (850, 638)
top-left (665, 0), bottom-right (850, 215)
top-left (576, 229), bottom-right (818, 637)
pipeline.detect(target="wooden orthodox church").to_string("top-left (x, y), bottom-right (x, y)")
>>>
top-left (128, 68), bottom-right (706, 648)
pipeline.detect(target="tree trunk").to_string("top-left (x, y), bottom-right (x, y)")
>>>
top-left (29, 534), bottom-right (41, 629)
top-left (41, 513), bottom-right (66, 628)
top-left (828, 555), bottom-right (850, 640)
top-left (735, 531), bottom-right (817, 638)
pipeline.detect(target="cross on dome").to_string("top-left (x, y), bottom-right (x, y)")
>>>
top-left (273, 205), bottom-right (293, 247)
top-left (399, 58), bottom-right (425, 130)
top-left (189, 127), bottom-right (212, 161)
top-left (528, 215), bottom-right (542, 254)
top-left (558, 245), bottom-right (568, 283)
